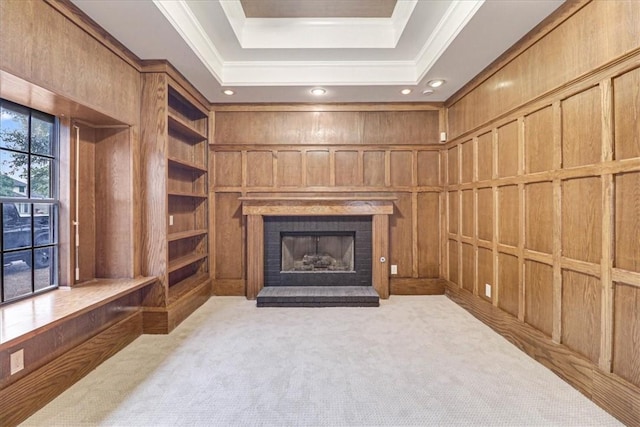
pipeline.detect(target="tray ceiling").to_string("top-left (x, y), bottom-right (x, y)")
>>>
top-left (70, 0), bottom-right (564, 103)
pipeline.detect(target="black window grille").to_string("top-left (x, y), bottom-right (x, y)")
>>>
top-left (0, 99), bottom-right (58, 304)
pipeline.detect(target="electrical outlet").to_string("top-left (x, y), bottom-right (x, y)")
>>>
top-left (10, 349), bottom-right (24, 375)
top-left (485, 283), bottom-right (492, 298)
top-left (169, 215), bottom-right (174, 226)
top-left (391, 264), bottom-right (398, 275)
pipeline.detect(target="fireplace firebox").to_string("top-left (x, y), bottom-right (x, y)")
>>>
top-left (264, 216), bottom-right (371, 287)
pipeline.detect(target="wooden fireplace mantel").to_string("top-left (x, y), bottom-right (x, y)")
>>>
top-left (240, 196), bottom-right (394, 300)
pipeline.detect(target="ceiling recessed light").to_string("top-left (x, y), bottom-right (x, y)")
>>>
top-left (422, 89), bottom-right (434, 95)
top-left (400, 88), bottom-right (412, 95)
top-left (222, 89), bottom-right (235, 96)
top-left (310, 87), bottom-right (326, 96)
top-left (427, 79), bottom-right (445, 88)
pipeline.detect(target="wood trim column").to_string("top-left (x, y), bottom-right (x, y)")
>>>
top-left (246, 214), bottom-right (264, 299)
top-left (372, 214), bottom-right (390, 299)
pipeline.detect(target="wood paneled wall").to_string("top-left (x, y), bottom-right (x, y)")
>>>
top-left (445, 1), bottom-right (640, 424)
top-left (211, 108), bottom-right (444, 295)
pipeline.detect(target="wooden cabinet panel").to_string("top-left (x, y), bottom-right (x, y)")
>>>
top-left (498, 121), bottom-right (518, 178)
top-left (562, 87), bottom-right (602, 168)
top-left (613, 283), bottom-right (640, 388)
top-left (363, 151), bottom-right (385, 186)
top-left (448, 145), bottom-right (459, 184)
top-left (335, 151), bottom-right (360, 186)
top-left (214, 151), bottom-right (241, 187)
top-left (390, 151), bottom-right (412, 187)
top-left (498, 185), bottom-right (519, 246)
top-left (449, 240), bottom-right (459, 285)
top-left (462, 243), bottom-right (475, 293)
top-left (461, 190), bottom-right (474, 238)
top-left (477, 247), bottom-right (493, 302)
top-left (461, 140), bottom-right (473, 183)
top-left (562, 270), bottom-right (601, 363)
top-left (390, 193), bottom-right (412, 277)
top-left (477, 188), bottom-right (493, 242)
top-left (305, 150), bottom-right (330, 186)
top-left (417, 192), bottom-right (440, 278)
top-left (214, 193), bottom-right (243, 279)
top-left (525, 182), bottom-right (553, 254)
top-left (498, 253), bottom-right (519, 317)
top-left (615, 172), bottom-right (640, 272)
top-left (276, 151), bottom-right (302, 187)
top-left (614, 67), bottom-right (640, 160)
top-left (417, 151), bottom-right (439, 186)
top-left (477, 132), bottom-right (493, 181)
top-left (246, 151), bottom-right (273, 187)
top-left (448, 191), bottom-right (459, 234)
top-left (562, 177), bottom-right (602, 264)
top-left (524, 260), bottom-right (553, 337)
top-left (525, 106), bottom-right (554, 173)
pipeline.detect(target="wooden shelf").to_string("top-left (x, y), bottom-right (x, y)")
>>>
top-left (168, 157), bottom-right (207, 173)
top-left (167, 272), bottom-right (209, 305)
top-left (168, 252), bottom-right (207, 273)
top-left (168, 229), bottom-right (208, 242)
top-left (167, 190), bottom-right (207, 199)
top-left (168, 112), bottom-right (206, 142)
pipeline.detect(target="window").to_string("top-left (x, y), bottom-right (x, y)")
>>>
top-left (0, 99), bottom-right (57, 304)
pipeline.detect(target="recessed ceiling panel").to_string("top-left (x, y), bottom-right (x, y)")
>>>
top-left (240, 0), bottom-right (397, 18)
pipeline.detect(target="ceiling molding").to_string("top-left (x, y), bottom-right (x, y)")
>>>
top-left (220, 0), bottom-right (417, 50)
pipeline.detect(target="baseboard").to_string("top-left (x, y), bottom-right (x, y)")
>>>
top-left (390, 278), bottom-right (446, 295)
top-left (212, 279), bottom-right (245, 296)
top-left (445, 282), bottom-right (640, 426)
top-left (143, 278), bottom-right (211, 334)
top-left (0, 310), bottom-right (143, 427)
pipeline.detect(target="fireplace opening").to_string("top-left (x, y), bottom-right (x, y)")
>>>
top-left (281, 232), bottom-right (355, 273)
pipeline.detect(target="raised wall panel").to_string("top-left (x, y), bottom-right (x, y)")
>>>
top-left (525, 182), bottom-right (553, 254)
top-left (215, 151), bottom-right (242, 187)
top-left (615, 172), bottom-right (640, 272)
top-left (562, 270), bottom-right (601, 364)
top-left (497, 121), bottom-right (518, 178)
top-left (246, 151), bottom-right (273, 187)
top-left (214, 193), bottom-right (243, 279)
top-left (448, 241), bottom-right (459, 285)
top-left (390, 151), bottom-right (412, 187)
top-left (335, 151), bottom-right (360, 186)
top-left (448, 145), bottom-right (459, 184)
top-left (477, 247), bottom-right (493, 301)
top-left (613, 67), bottom-right (640, 160)
top-left (562, 177), bottom-right (602, 264)
top-left (461, 190), bottom-right (474, 238)
top-left (462, 243), bottom-right (475, 293)
top-left (362, 111), bottom-right (440, 145)
top-left (524, 260), bottom-right (553, 337)
top-left (363, 151), bottom-right (385, 186)
top-left (525, 106), bottom-right (554, 173)
top-left (417, 192), bottom-right (440, 278)
top-left (306, 150), bottom-right (330, 186)
top-left (277, 151), bottom-right (302, 187)
top-left (562, 87), bottom-right (602, 168)
top-left (477, 132), bottom-right (493, 181)
top-left (498, 253), bottom-right (519, 317)
top-left (390, 193), bottom-right (412, 277)
top-left (498, 185), bottom-right (519, 246)
top-left (477, 188), bottom-right (493, 242)
top-left (460, 140), bottom-right (473, 183)
top-left (448, 191), bottom-right (459, 234)
top-left (613, 283), bottom-right (640, 388)
top-left (417, 151), bottom-right (439, 186)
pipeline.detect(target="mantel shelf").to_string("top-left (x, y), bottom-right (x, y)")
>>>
top-left (240, 196), bottom-right (395, 216)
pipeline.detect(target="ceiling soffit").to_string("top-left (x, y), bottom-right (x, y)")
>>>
top-left (152, 0), bottom-right (484, 87)
top-left (239, 0), bottom-right (398, 18)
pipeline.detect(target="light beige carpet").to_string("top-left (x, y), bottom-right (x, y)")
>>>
top-left (23, 296), bottom-right (621, 426)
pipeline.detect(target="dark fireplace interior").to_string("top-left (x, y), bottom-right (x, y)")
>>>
top-left (264, 216), bottom-right (371, 286)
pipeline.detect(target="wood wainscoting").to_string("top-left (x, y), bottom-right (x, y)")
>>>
top-left (241, 197), bottom-right (394, 299)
